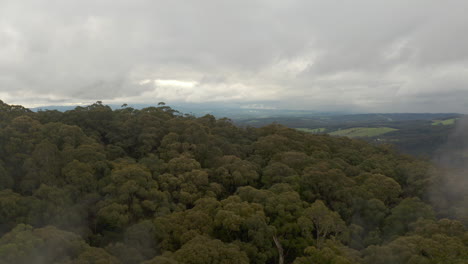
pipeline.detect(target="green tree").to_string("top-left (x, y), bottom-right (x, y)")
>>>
top-left (355, 173), bottom-right (402, 205)
top-left (171, 235), bottom-right (249, 264)
top-left (0, 224), bottom-right (90, 264)
top-left (383, 198), bottom-right (435, 239)
top-left (71, 247), bottom-right (121, 264)
top-left (62, 160), bottom-right (97, 194)
top-left (298, 200), bottom-right (347, 248)
top-left (99, 163), bottom-right (165, 221)
top-left (293, 240), bottom-right (360, 264)
top-left (0, 164), bottom-right (13, 190)
top-left (212, 156), bottom-right (259, 193)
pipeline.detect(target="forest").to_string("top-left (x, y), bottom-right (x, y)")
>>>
top-left (236, 113), bottom-right (463, 158)
top-left (0, 100), bottom-right (467, 264)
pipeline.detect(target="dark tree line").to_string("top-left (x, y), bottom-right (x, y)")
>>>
top-left (0, 100), bottom-right (467, 264)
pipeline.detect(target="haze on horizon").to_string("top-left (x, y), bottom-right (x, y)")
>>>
top-left (1, 0), bottom-right (468, 113)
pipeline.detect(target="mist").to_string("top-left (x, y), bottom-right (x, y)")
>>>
top-left (431, 116), bottom-right (468, 224)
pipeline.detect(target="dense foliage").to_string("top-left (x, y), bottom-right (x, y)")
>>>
top-left (0, 100), bottom-right (467, 264)
top-left (236, 114), bottom-right (462, 157)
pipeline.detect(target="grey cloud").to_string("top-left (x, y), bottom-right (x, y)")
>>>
top-left (0, 0), bottom-right (468, 112)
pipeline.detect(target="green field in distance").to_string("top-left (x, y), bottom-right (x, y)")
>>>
top-left (296, 127), bottom-right (327, 133)
top-left (431, 118), bottom-right (458, 126)
top-left (329, 127), bottom-right (398, 138)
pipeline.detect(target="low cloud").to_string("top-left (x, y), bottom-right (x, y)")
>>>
top-left (0, 0), bottom-right (468, 112)
top-left (431, 117), bottom-right (468, 224)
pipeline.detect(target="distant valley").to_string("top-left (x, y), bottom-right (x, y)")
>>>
top-left (234, 113), bottom-right (464, 158)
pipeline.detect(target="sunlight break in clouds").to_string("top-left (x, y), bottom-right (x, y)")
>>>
top-left (154, 79), bottom-right (198, 88)
top-left (129, 79), bottom-right (279, 104)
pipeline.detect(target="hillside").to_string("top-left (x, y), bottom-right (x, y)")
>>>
top-left (0, 100), bottom-right (467, 264)
top-left (236, 114), bottom-right (463, 157)
top-left (329, 127), bottom-right (398, 137)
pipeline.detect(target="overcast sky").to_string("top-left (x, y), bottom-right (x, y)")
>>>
top-left (1, 0), bottom-right (468, 112)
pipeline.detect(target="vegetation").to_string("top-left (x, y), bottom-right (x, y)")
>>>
top-left (432, 118), bottom-right (458, 126)
top-left (0, 100), bottom-right (467, 264)
top-left (237, 114), bottom-right (463, 157)
top-left (329, 127), bottom-right (398, 138)
top-left (295, 128), bottom-right (326, 133)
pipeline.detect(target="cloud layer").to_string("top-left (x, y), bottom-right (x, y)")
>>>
top-left (1, 0), bottom-right (468, 112)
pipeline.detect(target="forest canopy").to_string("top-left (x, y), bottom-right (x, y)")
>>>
top-left (0, 100), bottom-right (467, 264)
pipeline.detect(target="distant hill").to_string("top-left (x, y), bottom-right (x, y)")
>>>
top-left (235, 113), bottom-right (465, 157)
top-left (31, 103), bottom-right (346, 119)
top-left (30, 103), bottom-right (463, 157)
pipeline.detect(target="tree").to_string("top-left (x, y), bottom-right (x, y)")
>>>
top-left (383, 198), bottom-right (435, 239)
top-left (71, 247), bottom-right (122, 264)
top-left (355, 173), bottom-right (402, 205)
top-left (236, 185), bottom-right (307, 263)
top-left (300, 168), bottom-right (355, 207)
top-left (0, 224), bottom-right (86, 264)
top-left (214, 196), bottom-right (275, 263)
top-left (212, 156), bottom-right (259, 193)
top-left (363, 234), bottom-right (468, 264)
top-left (171, 235), bottom-right (249, 264)
top-left (293, 240), bottom-right (361, 264)
top-left (0, 164), bottom-right (13, 190)
top-left (99, 163), bottom-right (166, 221)
top-left (0, 190), bottom-right (37, 233)
top-left (261, 162), bottom-right (298, 188)
top-left (298, 200), bottom-right (347, 248)
top-left (62, 160), bottom-right (97, 194)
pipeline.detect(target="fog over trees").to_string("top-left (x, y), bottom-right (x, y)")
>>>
top-left (0, 100), bottom-right (467, 264)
